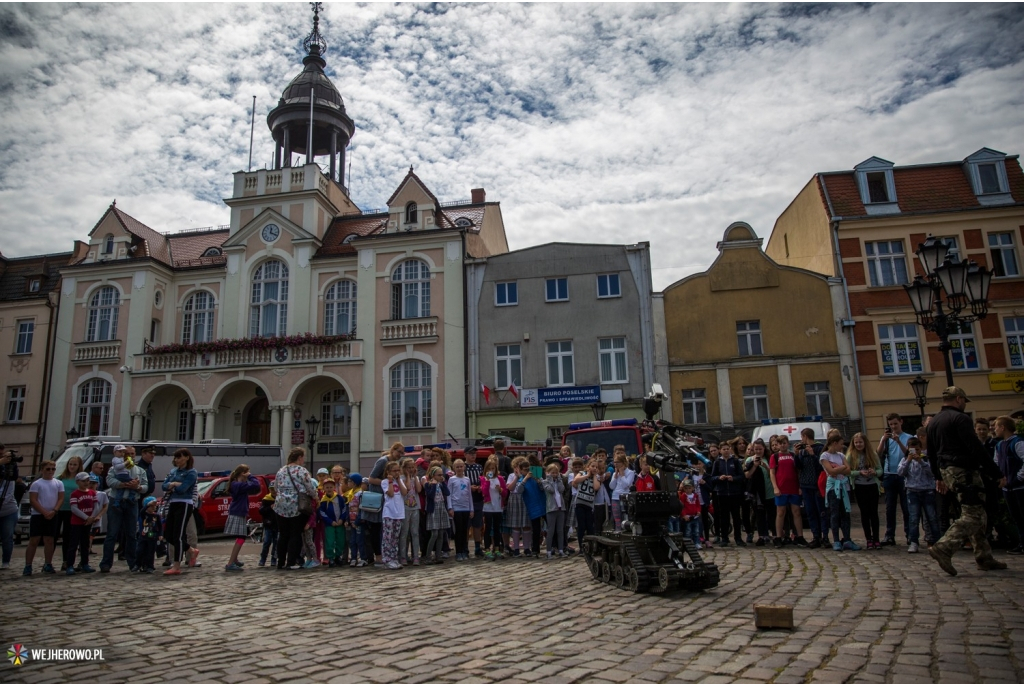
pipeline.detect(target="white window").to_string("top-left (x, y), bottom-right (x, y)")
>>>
top-left (15, 320), bottom-right (34, 354)
top-left (182, 291), bottom-right (215, 344)
top-left (742, 385), bottom-right (770, 422)
top-left (681, 389), bottom-right (707, 425)
top-left (405, 202), bottom-right (417, 224)
top-left (1006, 317), bottom-right (1024, 368)
top-left (177, 398), bottom-right (193, 441)
top-left (6, 386), bottom-right (26, 423)
top-left (737, 321), bottom-right (762, 356)
top-left (865, 240), bottom-right (909, 287)
top-left (597, 274), bottom-right (621, 298)
top-left (320, 389), bottom-right (351, 437)
top-left (324, 280), bottom-right (357, 335)
top-left (599, 337), bottom-right (628, 383)
top-left (76, 378), bottom-right (111, 436)
top-left (548, 426), bottom-right (568, 440)
top-left (949, 321), bottom-right (979, 371)
top-left (939, 236), bottom-right (960, 263)
top-left (545, 278), bottom-right (568, 302)
top-left (495, 344), bottom-right (522, 390)
top-left (546, 340), bottom-right (574, 386)
top-left (989, 233), bottom-right (1020, 278)
top-left (804, 381), bottom-right (832, 416)
top-left (250, 260), bottom-right (289, 337)
top-left (391, 259), bottom-right (431, 319)
top-left (495, 281), bottom-right (518, 306)
top-left (879, 324), bottom-right (923, 375)
top-left (390, 361), bottom-right (432, 429)
top-left (28, 278), bottom-right (41, 293)
top-left (86, 286), bottom-right (120, 342)
top-left (201, 247), bottom-right (222, 257)
top-left (102, 234), bottom-right (114, 254)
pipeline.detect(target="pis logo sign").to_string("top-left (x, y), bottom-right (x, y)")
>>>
top-left (8, 644), bottom-right (29, 666)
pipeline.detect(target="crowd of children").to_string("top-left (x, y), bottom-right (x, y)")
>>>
top-left (14, 412), bottom-right (1024, 575)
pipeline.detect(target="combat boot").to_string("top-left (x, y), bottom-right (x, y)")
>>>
top-left (929, 546), bottom-right (957, 576)
top-left (976, 558), bottom-right (1007, 571)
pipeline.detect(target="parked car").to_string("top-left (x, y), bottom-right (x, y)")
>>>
top-left (750, 417), bottom-right (833, 445)
top-left (194, 472), bottom-right (276, 535)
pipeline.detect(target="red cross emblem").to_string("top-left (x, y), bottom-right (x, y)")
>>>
top-left (782, 425), bottom-right (798, 435)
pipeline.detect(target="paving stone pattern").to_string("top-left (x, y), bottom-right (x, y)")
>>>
top-left (2, 540), bottom-right (1023, 683)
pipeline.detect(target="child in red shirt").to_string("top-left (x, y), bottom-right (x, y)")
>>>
top-left (66, 472), bottom-right (98, 574)
top-left (770, 435), bottom-right (806, 547)
top-left (680, 481), bottom-right (703, 549)
top-left (635, 456), bottom-right (658, 492)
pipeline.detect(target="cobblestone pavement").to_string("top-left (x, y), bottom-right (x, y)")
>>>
top-left (2, 538), bottom-right (1023, 684)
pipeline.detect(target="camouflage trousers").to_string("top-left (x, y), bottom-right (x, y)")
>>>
top-left (933, 466), bottom-right (994, 561)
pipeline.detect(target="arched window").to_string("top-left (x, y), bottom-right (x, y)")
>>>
top-left (405, 202), bottom-right (418, 224)
top-left (87, 286), bottom-right (120, 341)
top-left (454, 217), bottom-right (473, 228)
top-left (103, 234), bottom-right (114, 254)
top-left (324, 280), bottom-right (357, 335)
top-left (320, 389), bottom-right (351, 437)
top-left (76, 379), bottom-right (111, 436)
top-left (202, 247), bottom-right (222, 257)
top-left (181, 291), bottom-right (215, 344)
top-left (390, 259), bottom-right (430, 320)
top-left (390, 360), bottom-right (432, 429)
top-left (177, 398), bottom-right (193, 441)
top-left (250, 260), bottom-right (288, 337)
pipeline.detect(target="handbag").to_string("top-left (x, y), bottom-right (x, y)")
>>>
top-left (360, 490), bottom-right (384, 514)
top-left (287, 466), bottom-right (314, 517)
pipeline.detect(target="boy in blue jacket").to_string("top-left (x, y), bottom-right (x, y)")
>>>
top-left (522, 469), bottom-right (547, 557)
top-left (318, 479), bottom-right (348, 567)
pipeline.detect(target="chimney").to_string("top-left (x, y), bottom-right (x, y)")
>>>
top-left (471, 188), bottom-right (486, 204)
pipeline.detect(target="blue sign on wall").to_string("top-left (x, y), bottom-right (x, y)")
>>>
top-left (521, 385), bottom-right (601, 407)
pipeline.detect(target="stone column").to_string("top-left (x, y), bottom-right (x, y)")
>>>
top-left (204, 410), bottom-right (216, 441)
top-left (269, 405), bottom-right (281, 447)
top-left (280, 406), bottom-right (294, 454)
top-left (193, 410), bottom-right (205, 443)
top-left (329, 128), bottom-right (337, 182)
top-left (131, 412), bottom-right (144, 441)
top-left (283, 128), bottom-right (291, 168)
top-left (348, 401), bottom-right (361, 474)
top-left (274, 138), bottom-right (282, 170)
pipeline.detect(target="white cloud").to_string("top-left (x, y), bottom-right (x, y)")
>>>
top-left (0, 3), bottom-right (1021, 290)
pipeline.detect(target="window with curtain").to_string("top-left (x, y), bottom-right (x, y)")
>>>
top-left (250, 260), bottom-right (289, 337)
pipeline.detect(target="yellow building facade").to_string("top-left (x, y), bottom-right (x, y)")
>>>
top-left (664, 222), bottom-right (860, 440)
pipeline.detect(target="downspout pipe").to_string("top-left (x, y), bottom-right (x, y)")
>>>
top-left (34, 292), bottom-right (58, 472)
top-left (830, 218), bottom-right (866, 430)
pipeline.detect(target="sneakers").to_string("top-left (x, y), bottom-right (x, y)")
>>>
top-left (99, 565), bottom-right (111, 573)
top-left (258, 560), bottom-right (266, 567)
top-left (755, 538), bottom-right (766, 547)
top-left (303, 560), bottom-right (319, 569)
top-left (773, 538), bottom-right (783, 549)
top-left (42, 563), bottom-right (55, 574)
top-left (929, 546), bottom-right (957, 576)
top-left (908, 542), bottom-right (919, 554)
top-left (475, 549), bottom-right (485, 558)
top-left (163, 568), bottom-right (182, 575)
top-left (65, 567), bottom-right (76, 576)
top-left (188, 548), bottom-right (200, 568)
top-left (349, 559), bottom-right (358, 567)
top-left (546, 551), bottom-right (554, 560)
top-left (794, 537), bottom-right (808, 547)
top-left (0, 562), bottom-right (9, 570)
top-left (22, 565), bottom-right (31, 576)
top-left (288, 564), bottom-right (303, 570)
top-left (225, 563), bottom-right (244, 572)
top-left (842, 540), bottom-right (861, 551)
top-left (881, 537), bottom-right (896, 547)
top-left (413, 559), bottom-right (421, 566)
top-left (832, 541), bottom-right (843, 552)
top-left (746, 533), bottom-right (754, 544)
top-left (1006, 546), bottom-right (1024, 555)
top-left (735, 539), bottom-right (747, 547)
top-left (355, 560), bottom-right (368, 567)
top-left (386, 561), bottom-right (402, 570)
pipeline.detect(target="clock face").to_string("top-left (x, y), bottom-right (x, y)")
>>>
top-left (261, 224), bottom-right (280, 243)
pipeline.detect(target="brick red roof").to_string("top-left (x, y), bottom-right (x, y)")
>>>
top-left (438, 205), bottom-right (485, 230)
top-left (111, 206), bottom-right (172, 265)
top-left (819, 155), bottom-right (1024, 219)
top-left (167, 230), bottom-right (228, 267)
top-left (316, 214), bottom-right (387, 257)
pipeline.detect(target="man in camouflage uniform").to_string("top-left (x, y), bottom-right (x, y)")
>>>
top-left (926, 386), bottom-right (1007, 576)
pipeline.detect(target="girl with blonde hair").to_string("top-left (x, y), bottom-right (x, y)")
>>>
top-left (846, 432), bottom-right (881, 549)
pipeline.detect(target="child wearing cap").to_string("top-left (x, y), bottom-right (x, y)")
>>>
top-left (136, 497), bottom-right (163, 573)
top-left (318, 478), bottom-right (348, 567)
top-left (65, 472), bottom-right (98, 575)
top-left (109, 444), bottom-right (136, 485)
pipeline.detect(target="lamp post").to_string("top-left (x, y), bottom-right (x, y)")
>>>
top-left (590, 402), bottom-right (608, 421)
top-left (65, 427), bottom-right (81, 442)
top-left (305, 415), bottom-right (321, 471)
top-left (903, 235), bottom-right (992, 388)
top-left (909, 374), bottom-right (929, 420)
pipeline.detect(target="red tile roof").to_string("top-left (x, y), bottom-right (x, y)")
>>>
top-left (385, 167), bottom-right (441, 207)
top-left (438, 205), bottom-right (485, 230)
top-left (111, 206), bottom-right (172, 265)
top-left (167, 230), bottom-right (229, 267)
top-left (819, 156), bottom-right (1024, 219)
top-left (316, 214), bottom-right (387, 257)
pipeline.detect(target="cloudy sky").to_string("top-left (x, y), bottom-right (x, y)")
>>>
top-left (1, 2), bottom-right (1022, 289)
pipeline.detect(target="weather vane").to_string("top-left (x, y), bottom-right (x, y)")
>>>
top-left (303, 2), bottom-right (327, 57)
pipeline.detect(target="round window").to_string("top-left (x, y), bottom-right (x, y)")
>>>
top-left (154, 290), bottom-right (163, 307)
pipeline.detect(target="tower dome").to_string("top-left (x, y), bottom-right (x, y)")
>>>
top-left (267, 3), bottom-right (354, 188)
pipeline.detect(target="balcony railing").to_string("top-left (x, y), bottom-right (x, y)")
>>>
top-left (74, 340), bottom-right (121, 364)
top-left (381, 317), bottom-right (438, 344)
top-left (135, 340), bottom-right (362, 373)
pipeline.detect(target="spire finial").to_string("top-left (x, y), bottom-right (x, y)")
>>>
top-left (303, 2), bottom-right (327, 60)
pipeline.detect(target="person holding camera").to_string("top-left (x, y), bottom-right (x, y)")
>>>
top-left (795, 429), bottom-right (827, 548)
top-left (0, 444), bottom-right (21, 570)
top-left (877, 413), bottom-right (912, 546)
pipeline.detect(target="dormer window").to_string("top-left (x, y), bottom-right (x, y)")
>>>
top-left (201, 247), bottom-right (222, 257)
top-left (102, 234), bottom-right (114, 255)
top-left (964, 149), bottom-right (1011, 204)
top-left (454, 217), bottom-right (473, 228)
top-left (27, 278), bottom-right (41, 294)
top-left (854, 157), bottom-right (899, 215)
top-left (405, 202), bottom-right (418, 225)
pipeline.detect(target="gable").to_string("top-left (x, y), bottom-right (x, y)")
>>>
top-left (221, 208), bottom-right (316, 250)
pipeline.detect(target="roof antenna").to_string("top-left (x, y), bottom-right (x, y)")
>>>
top-left (247, 95), bottom-right (256, 172)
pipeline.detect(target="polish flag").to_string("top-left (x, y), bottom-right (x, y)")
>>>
top-left (509, 380), bottom-right (519, 400)
top-left (481, 383), bottom-right (491, 405)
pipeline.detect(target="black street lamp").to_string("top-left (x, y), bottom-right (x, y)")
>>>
top-left (903, 235), bottom-right (992, 387)
top-left (65, 426), bottom-right (81, 441)
top-left (305, 414), bottom-right (321, 470)
top-left (590, 402), bottom-right (608, 421)
top-left (909, 375), bottom-right (929, 419)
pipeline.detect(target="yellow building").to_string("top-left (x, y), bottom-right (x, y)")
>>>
top-left (663, 222), bottom-right (860, 440)
top-left (767, 148), bottom-right (1024, 435)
